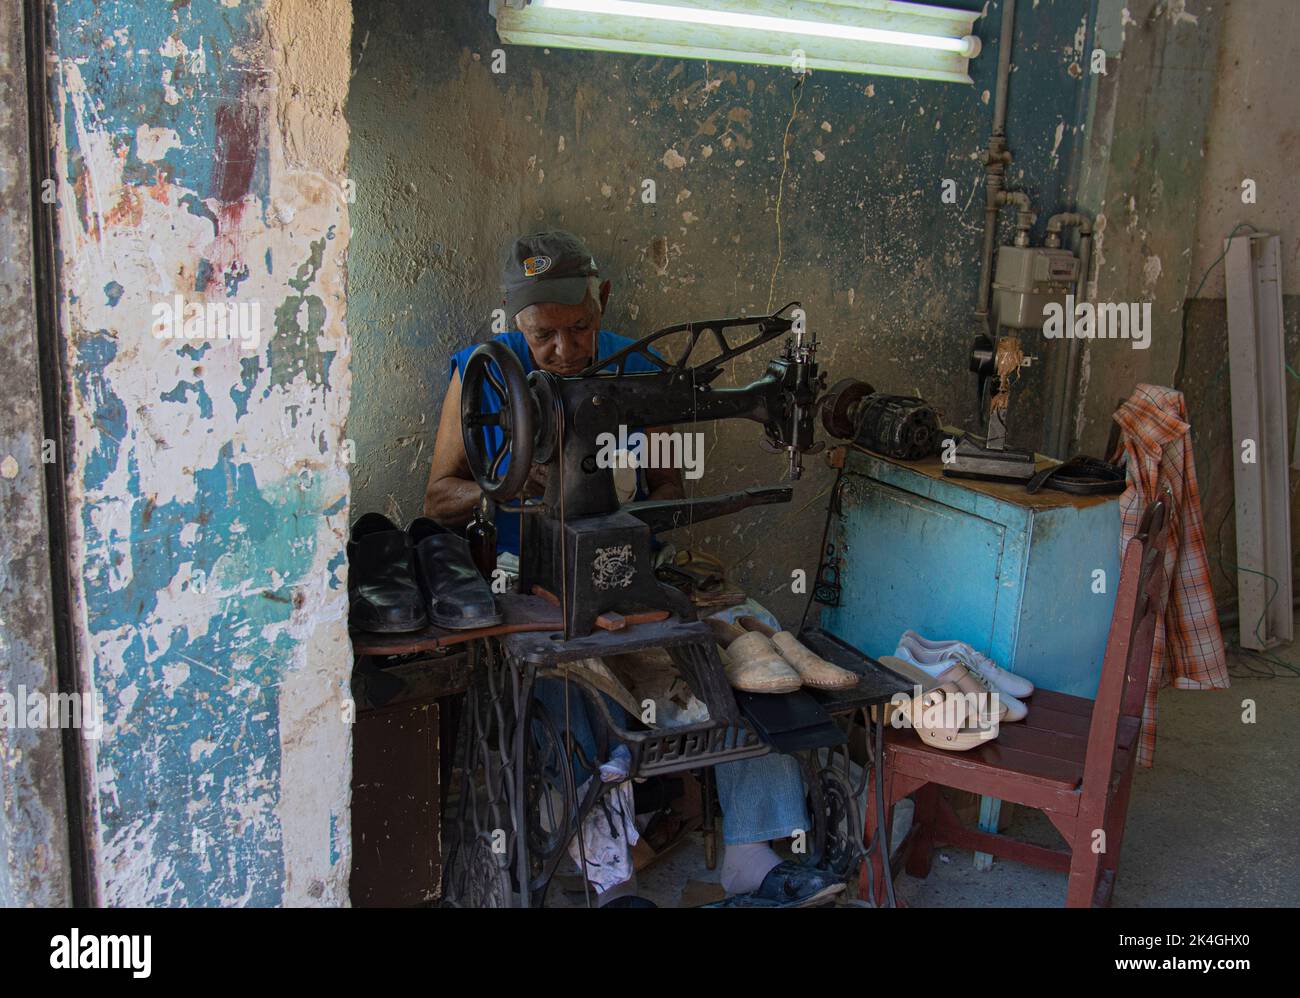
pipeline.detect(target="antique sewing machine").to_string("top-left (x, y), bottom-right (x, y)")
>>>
top-left (447, 306), bottom-right (919, 908)
top-left (459, 303), bottom-right (826, 638)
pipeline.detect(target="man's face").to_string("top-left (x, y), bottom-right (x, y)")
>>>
top-left (515, 287), bottom-right (605, 375)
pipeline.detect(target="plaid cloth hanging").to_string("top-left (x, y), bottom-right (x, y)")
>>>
top-left (1113, 384), bottom-right (1229, 767)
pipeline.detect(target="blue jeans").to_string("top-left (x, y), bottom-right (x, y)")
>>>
top-left (533, 678), bottom-right (808, 845)
top-left (714, 753), bottom-right (808, 846)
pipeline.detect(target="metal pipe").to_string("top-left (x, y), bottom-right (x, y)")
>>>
top-left (1045, 211), bottom-right (1092, 240)
top-left (991, 0), bottom-right (1016, 137)
top-left (975, 0), bottom-right (1018, 325)
top-left (974, 166), bottom-right (1004, 322)
top-left (1044, 212), bottom-right (1093, 456)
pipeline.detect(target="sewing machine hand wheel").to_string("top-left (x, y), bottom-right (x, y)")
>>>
top-left (460, 341), bottom-right (536, 501)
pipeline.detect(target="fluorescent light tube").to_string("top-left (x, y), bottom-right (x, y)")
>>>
top-left (493, 0), bottom-right (984, 84)
top-left (532, 0), bottom-right (981, 58)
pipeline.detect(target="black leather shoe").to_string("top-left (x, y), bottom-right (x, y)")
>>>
top-left (751, 860), bottom-right (844, 907)
top-left (407, 517), bottom-right (502, 630)
top-left (702, 860), bottom-right (846, 908)
top-left (348, 513), bottom-right (428, 633)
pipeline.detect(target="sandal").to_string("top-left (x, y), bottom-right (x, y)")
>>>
top-left (880, 653), bottom-right (1006, 724)
top-left (880, 656), bottom-right (998, 751)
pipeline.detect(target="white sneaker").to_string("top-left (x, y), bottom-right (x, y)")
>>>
top-left (948, 655), bottom-right (1027, 722)
top-left (893, 641), bottom-right (1029, 722)
top-left (888, 644), bottom-right (950, 678)
top-left (898, 630), bottom-right (1034, 698)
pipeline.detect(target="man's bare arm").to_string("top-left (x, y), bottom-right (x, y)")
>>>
top-left (643, 424), bottom-right (685, 501)
top-left (424, 369), bottom-right (483, 525)
top-left (427, 379), bottom-right (684, 519)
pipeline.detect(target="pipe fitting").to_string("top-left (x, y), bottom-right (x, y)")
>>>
top-left (1046, 211), bottom-right (1093, 237)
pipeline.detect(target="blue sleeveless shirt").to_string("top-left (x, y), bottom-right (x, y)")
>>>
top-left (449, 330), bottom-right (661, 555)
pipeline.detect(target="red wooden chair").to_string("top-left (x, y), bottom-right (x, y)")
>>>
top-left (863, 495), bottom-right (1170, 907)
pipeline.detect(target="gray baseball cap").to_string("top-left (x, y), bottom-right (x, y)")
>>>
top-left (501, 230), bottom-right (599, 321)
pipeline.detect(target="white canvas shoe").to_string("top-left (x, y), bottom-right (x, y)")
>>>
top-left (898, 631), bottom-right (1035, 698)
top-left (948, 656), bottom-right (1027, 722)
top-left (890, 645), bottom-right (949, 678)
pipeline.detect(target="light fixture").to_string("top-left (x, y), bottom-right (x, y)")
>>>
top-left (491, 0), bottom-right (983, 84)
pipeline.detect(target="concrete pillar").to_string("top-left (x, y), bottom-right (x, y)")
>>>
top-left (46, 0), bottom-right (354, 905)
top-left (0, 0), bottom-right (73, 909)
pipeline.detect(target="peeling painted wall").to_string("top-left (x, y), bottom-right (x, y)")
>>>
top-left (1070, 0), bottom-right (1223, 454)
top-left (1190, 0), bottom-right (1299, 298)
top-left (346, 0), bottom-right (1095, 620)
top-left (48, 0), bottom-right (352, 905)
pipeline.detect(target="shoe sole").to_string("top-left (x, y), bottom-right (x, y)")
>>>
top-left (430, 612), bottom-right (503, 631)
top-left (352, 614), bottom-right (429, 634)
top-left (792, 882), bottom-right (846, 908)
top-left (971, 667), bottom-right (1035, 699)
top-left (878, 655), bottom-right (941, 692)
top-left (801, 678), bottom-right (861, 690)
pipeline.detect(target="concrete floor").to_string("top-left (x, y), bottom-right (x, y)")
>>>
top-left (899, 654), bottom-right (1300, 908)
top-left (553, 647), bottom-right (1300, 908)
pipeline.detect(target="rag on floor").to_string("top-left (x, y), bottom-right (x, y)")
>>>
top-left (1113, 384), bottom-right (1229, 767)
top-left (567, 777), bottom-right (640, 896)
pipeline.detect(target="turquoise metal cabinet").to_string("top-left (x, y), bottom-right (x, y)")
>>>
top-left (823, 448), bottom-right (1121, 700)
top-left (822, 447), bottom-right (1122, 868)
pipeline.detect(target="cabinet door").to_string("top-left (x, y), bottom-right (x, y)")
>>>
top-left (1017, 505), bottom-right (1121, 696)
top-left (824, 477), bottom-right (1007, 660)
top-left (351, 700), bottom-right (440, 907)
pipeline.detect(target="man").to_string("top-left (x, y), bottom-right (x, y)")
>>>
top-left (424, 230), bottom-right (682, 541)
top-left (425, 230), bottom-right (841, 907)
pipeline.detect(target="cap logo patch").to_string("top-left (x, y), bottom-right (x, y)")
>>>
top-left (523, 255), bottom-right (552, 277)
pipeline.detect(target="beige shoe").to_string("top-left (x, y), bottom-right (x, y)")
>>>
top-left (907, 684), bottom-right (995, 752)
top-left (735, 617), bottom-right (860, 691)
top-left (707, 619), bottom-right (802, 694)
top-left (770, 632), bottom-right (859, 690)
top-left (881, 654), bottom-right (1007, 724)
top-left (938, 662), bottom-right (1009, 724)
top-left (878, 660), bottom-right (998, 753)
top-left (878, 656), bottom-right (998, 751)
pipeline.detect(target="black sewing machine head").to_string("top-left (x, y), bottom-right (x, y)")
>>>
top-left (460, 304), bottom-right (828, 637)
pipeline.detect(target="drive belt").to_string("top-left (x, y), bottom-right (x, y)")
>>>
top-left (1026, 455), bottom-right (1126, 496)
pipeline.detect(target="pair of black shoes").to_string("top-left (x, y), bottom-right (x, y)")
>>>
top-left (348, 513), bottom-right (501, 633)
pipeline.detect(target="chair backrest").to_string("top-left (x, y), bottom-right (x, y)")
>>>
top-left (1079, 493), bottom-right (1171, 803)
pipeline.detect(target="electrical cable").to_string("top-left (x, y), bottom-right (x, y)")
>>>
top-left (797, 468), bottom-right (872, 635)
top-left (767, 74), bottom-right (806, 315)
top-left (1225, 640), bottom-right (1300, 680)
